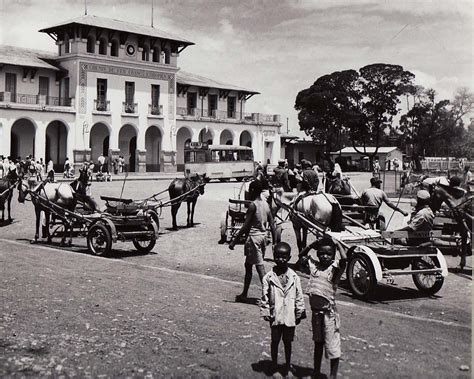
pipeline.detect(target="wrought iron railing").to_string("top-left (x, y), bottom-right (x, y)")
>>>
top-left (123, 102), bottom-right (138, 114)
top-left (94, 98), bottom-right (110, 112)
top-left (0, 92), bottom-right (72, 107)
top-left (175, 106), bottom-right (280, 124)
top-left (149, 104), bottom-right (163, 115)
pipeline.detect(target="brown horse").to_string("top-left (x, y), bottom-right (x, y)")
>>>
top-left (168, 174), bottom-right (206, 230)
top-left (430, 183), bottom-right (472, 270)
top-left (17, 168), bottom-right (93, 245)
top-left (0, 169), bottom-right (20, 223)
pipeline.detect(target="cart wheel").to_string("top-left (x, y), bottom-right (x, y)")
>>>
top-left (87, 223), bottom-right (112, 257)
top-left (147, 210), bottom-right (160, 229)
top-left (347, 254), bottom-right (377, 299)
top-left (132, 220), bottom-right (158, 253)
top-left (412, 256), bottom-right (444, 295)
top-left (219, 212), bottom-right (229, 244)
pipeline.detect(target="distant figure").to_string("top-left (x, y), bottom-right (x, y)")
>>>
top-left (35, 161), bottom-right (43, 181)
top-left (373, 160), bottom-right (381, 176)
top-left (46, 160), bottom-right (55, 182)
top-left (98, 153), bottom-right (106, 172)
top-left (272, 159), bottom-right (291, 192)
top-left (300, 159), bottom-right (319, 192)
top-left (462, 165), bottom-right (472, 191)
top-left (63, 157), bottom-right (72, 178)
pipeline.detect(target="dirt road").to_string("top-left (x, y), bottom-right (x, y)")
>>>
top-left (0, 177), bottom-right (471, 378)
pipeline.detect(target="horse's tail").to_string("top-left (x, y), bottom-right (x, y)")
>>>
top-left (329, 202), bottom-right (344, 232)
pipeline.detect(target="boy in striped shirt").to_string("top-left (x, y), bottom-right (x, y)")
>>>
top-left (299, 236), bottom-right (347, 379)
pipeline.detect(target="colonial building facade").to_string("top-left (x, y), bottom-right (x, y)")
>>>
top-left (0, 15), bottom-right (282, 172)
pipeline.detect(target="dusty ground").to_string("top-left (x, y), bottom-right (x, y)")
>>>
top-left (0, 173), bottom-right (471, 378)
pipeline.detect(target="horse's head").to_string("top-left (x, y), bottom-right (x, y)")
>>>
top-left (74, 167), bottom-right (90, 194)
top-left (431, 182), bottom-right (468, 212)
top-left (17, 179), bottom-right (29, 203)
top-left (190, 173), bottom-right (206, 195)
top-left (7, 168), bottom-right (19, 184)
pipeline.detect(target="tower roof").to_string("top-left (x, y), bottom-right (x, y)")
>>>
top-left (39, 14), bottom-right (194, 47)
top-left (177, 70), bottom-right (259, 94)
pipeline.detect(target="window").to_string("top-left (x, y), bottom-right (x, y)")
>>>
top-left (164, 48), bottom-right (170, 64)
top-left (142, 46), bottom-right (150, 61)
top-left (187, 92), bottom-right (197, 115)
top-left (208, 94), bottom-right (218, 117)
top-left (111, 40), bottom-right (119, 57)
top-left (5, 73), bottom-right (17, 102)
top-left (227, 96), bottom-right (236, 118)
top-left (99, 38), bottom-right (107, 55)
top-left (96, 78), bottom-right (107, 111)
top-left (63, 77), bottom-right (70, 105)
top-left (151, 85), bottom-right (160, 114)
top-left (87, 36), bottom-right (95, 53)
top-left (65, 36), bottom-right (71, 53)
top-left (39, 76), bottom-right (49, 104)
top-left (125, 81), bottom-right (135, 113)
top-left (152, 48), bottom-right (160, 62)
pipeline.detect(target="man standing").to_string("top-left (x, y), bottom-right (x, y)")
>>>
top-left (301, 159), bottom-right (319, 192)
top-left (97, 153), bottom-right (106, 173)
top-left (272, 159), bottom-right (291, 192)
top-left (462, 165), bottom-right (472, 192)
top-left (361, 177), bottom-right (408, 230)
top-left (229, 180), bottom-right (276, 302)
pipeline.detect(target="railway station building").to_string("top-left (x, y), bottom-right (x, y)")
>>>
top-left (0, 15), bottom-right (282, 173)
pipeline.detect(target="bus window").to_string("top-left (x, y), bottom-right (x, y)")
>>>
top-left (211, 150), bottom-right (220, 162)
top-left (196, 151), bottom-right (206, 163)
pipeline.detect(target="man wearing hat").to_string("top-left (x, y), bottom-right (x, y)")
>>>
top-left (361, 177), bottom-right (408, 230)
top-left (272, 159), bottom-right (291, 192)
top-left (395, 189), bottom-right (434, 245)
top-left (300, 159), bottom-right (319, 192)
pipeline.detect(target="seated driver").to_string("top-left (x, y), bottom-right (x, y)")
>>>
top-left (394, 190), bottom-right (434, 246)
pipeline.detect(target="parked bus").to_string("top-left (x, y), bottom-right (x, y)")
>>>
top-left (184, 142), bottom-right (255, 182)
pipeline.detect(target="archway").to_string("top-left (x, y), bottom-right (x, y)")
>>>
top-left (145, 126), bottom-right (162, 172)
top-left (119, 124), bottom-right (138, 172)
top-left (10, 118), bottom-right (35, 159)
top-left (239, 130), bottom-right (252, 147)
top-left (199, 128), bottom-right (213, 145)
top-left (176, 127), bottom-right (192, 171)
top-left (89, 122), bottom-right (110, 165)
top-left (220, 129), bottom-right (233, 145)
top-left (45, 120), bottom-right (68, 171)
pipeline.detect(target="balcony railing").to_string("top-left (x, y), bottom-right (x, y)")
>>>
top-left (0, 92), bottom-right (72, 107)
top-left (94, 98), bottom-right (110, 112)
top-left (123, 102), bottom-right (138, 114)
top-left (175, 106), bottom-right (280, 124)
top-left (149, 104), bottom-right (163, 115)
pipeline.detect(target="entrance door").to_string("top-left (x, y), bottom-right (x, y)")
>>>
top-left (39, 76), bottom-right (50, 104)
top-left (129, 137), bottom-right (137, 172)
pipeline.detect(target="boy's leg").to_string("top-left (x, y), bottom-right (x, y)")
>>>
top-left (271, 326), bottom-right (282, 367)
top-left (311, 311), bottom-right (325, 378)
top-left (282, 326), bottom-right (295, 374)
top-left (255, 263), bottom-right (266, 283)
top-left (329, 358), bottom-right (339, 379)
top-left (313, 343), bottom-right (324, 378)
top-left (236, 262), bottom-right (253, 300)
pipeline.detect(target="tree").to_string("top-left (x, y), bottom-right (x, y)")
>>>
top-left (294, 70), bottom-right (360, 160)
top-left (350, 64), bottom-right (415, 165)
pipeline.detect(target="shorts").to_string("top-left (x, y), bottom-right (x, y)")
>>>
top-left (271, 325), bottom-right (295, 343)
top-left (311, 304), bottom-right (341, 359)
top-left (244, 234), bottom-right (266, 266)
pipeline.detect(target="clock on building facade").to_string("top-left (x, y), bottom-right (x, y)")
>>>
top-left (125, 43), bottom-right (136, 57)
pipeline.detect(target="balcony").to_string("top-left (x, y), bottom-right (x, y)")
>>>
top-left (175, 107), bottom-right (281, 125)
top-left (123, 102), bottom-right (138, 114)
top-left (0, 92), bottom-right (73, 110)
top-left (148, 104), bottom-right (163, 116)
top-left (94, 98), bottom-right (110, 112)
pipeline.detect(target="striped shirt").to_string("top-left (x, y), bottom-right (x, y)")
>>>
top-left (305, 259), bottom-right (342, 305)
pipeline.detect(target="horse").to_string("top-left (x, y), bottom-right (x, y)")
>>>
top-left (0, 169), bottom-right (20, 223)
top-left (168, 173), bottom-right (206, 230)
top-left (269, 187), bottom-right (344, 253)
top-left (429, 182), bottom-right (472, 270)
top-left (17, 168), bottom-right (94, 245)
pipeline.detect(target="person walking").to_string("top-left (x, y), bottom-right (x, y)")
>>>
top-left (229, 180), bottom-right (276, 302)
top-left (46, 159), bottom-right (55, 182)
top-left (299, 237), bottom-right (347, 379)
top-left (260, 242), bottom-right (306, 376)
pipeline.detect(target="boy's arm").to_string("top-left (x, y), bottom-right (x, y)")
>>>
top-left (260, 275), bottom-right (271, 321)
top-left (333, 240), bottom-right (348, 284)
top-left (298, 240), bottom-right (318, 259)
top-left (294, 275), bottom-right (306, 322)
top-left (229, 203), bottom-right (256, 250)
top-left (267, 209), bottom-right (276, 244)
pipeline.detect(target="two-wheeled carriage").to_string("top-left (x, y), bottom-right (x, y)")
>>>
top-left (274, 196), bottom-right (448, 300)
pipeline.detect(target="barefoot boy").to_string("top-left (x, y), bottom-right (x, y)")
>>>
top-left (260, 242), bottom-right (306, 375)
top-left (299, 236), bottom-right (347, 379)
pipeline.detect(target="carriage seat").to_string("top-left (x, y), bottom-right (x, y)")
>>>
top-left (228, 198), bottom-right (251, 221)
top-left (100, 196), bottom-right (133, 204)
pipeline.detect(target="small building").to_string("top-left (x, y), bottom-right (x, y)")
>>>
top-left (281, 135), bottom-right (323, 167)
top-left (331, 146), bottom-right (403, 171)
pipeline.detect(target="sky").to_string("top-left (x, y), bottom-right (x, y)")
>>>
top-left (1, 0), bottom-right (472, 136)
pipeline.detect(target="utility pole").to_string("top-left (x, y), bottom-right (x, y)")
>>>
top-left (84, 0), bottom-right (87, 15)
top-left (151, 0), bottom-right (154, 27)
top-left (286, 117), bottom-right (289, 134)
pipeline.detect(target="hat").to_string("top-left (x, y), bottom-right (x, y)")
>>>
top-left (416, 190), bottom-right (430, 200)
top-left (370, 177), bottom-right (383, 185)
top-left (449, 176), bottom-right (462, 187)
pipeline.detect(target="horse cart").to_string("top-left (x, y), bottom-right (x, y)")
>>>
top-left (274, 197), bottom-right (448, 300)
top-left (26, 190), bottom-right (159, 257)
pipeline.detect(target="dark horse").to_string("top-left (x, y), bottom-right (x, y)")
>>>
top-left (430, 182), bottom-right (472, 270)
top-left (168, 173), bottom-right (206, 230)
top-left (0, 169), bottom-right (20, 223)
top-left (17, 168), bottom-right (94, 245)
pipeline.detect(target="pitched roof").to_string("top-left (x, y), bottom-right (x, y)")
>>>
top-left (0, 45), bottom-right (59, 70)
top-left (331, 146), bottom-right (400, 154)
top-left (177, 70), bottom-right (259, 94)
top-left (39, 14), bottom-right (194, 46)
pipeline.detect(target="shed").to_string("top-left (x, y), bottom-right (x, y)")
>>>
top-left (330, 147), bottom-right (404, 171)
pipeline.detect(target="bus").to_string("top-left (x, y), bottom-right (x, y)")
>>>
top-left (184, 142), bottom-right (255, 182)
